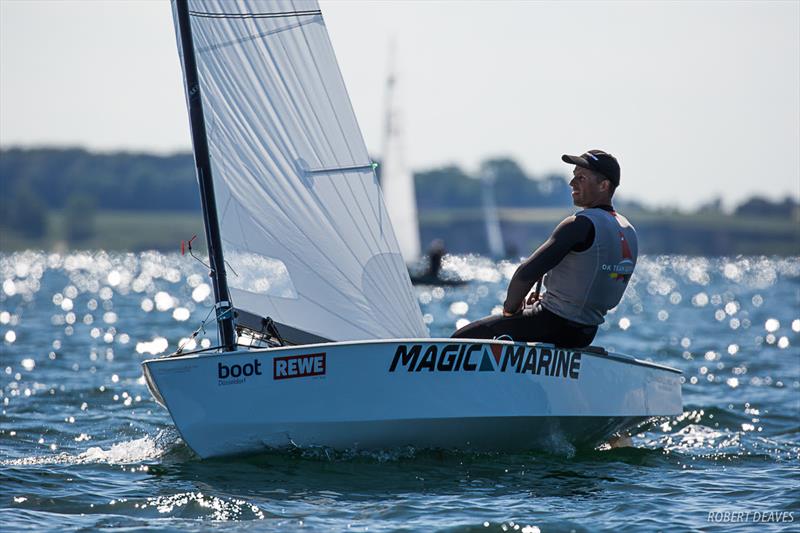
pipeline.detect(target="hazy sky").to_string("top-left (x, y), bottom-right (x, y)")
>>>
top-left (1, 0), bottom-right (798, 209)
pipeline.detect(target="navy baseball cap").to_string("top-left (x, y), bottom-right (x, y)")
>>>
top-left (562, 149), bottom-right (620, 186)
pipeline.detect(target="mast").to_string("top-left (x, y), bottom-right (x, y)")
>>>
top-left (175, 0), bottom-right (236, 351)
top-left (380, 40), bottom-right (421, 263)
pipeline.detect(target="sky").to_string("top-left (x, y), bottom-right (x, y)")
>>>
top-left (1, 0), bottom-right (798, 210)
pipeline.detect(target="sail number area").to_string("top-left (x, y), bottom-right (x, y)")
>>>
top-left (389, 344), bottom-right (581, 379)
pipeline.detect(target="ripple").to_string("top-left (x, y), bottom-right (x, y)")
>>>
top-left (1, 430), bottom-right (181, 467)
top-left (138, 492), bottom-right (266, 521)
top-left (1, 251), bottom-right (798, 532)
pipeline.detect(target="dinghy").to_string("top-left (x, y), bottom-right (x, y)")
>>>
top-left (142, 0), bottom-right (682, 459)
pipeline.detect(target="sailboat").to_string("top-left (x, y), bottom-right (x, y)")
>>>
top-left (481, 167), bottom-right (506, 259)
top-left (142, 0), bottom-right (682, 459)
top-left (377, 45), bottom-right (461, 286)
top-left (379, 42), bottom-right (420, 265)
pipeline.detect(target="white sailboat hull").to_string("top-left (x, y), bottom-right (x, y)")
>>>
top-left (142, 339), bottom-right (682, 458)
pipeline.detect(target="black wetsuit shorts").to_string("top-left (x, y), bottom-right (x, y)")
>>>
top-left (451, 301), bottom-right (598, 348)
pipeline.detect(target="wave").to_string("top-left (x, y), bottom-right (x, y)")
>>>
top-left (1, 428), bottom-right (187, 467)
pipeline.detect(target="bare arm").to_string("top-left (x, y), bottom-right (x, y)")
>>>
top-left (502, 215), bottom-right (594, 315)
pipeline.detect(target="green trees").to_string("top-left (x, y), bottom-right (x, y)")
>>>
top-left (1, 180), bottom-right (47, 238)
top-left (64, 195), bottom-right (96, 243)
top-left (0, 147), bottom-right (797, 254)
top-left (0, 148), bottom-right (199, 212)
top-left (735, 196), bottom-right (799, 219)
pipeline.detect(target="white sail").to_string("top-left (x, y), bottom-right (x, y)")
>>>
top-left (172, 0), bottom-right (427, 341)
top-left (481, 171), bottom-right (505, 258)
top-left (380, 45), bottom-right (421, 263)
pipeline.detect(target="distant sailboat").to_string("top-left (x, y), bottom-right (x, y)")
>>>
top-left (379, 42), bottom-right (420, 264)
top-left (481, 168), bottom-right (506, 259)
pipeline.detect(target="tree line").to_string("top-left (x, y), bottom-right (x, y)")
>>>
top-left (1, 147), bottom-right (797, 244)
top-left (0, 148), bottom-right (575, 213)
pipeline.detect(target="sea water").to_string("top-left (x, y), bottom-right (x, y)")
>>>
top-left (1, 251), bottom-right (798, 532)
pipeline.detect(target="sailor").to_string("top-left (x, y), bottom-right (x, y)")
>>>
top-left (452, 149), bottom-right (638, 348)
top-left (411, 239), bottom-right (452, 285)
top-left (426, 239), bottom-right (445, 279)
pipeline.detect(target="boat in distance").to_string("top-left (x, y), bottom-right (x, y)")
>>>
top-left (143, 338), bottom-right (682, 459)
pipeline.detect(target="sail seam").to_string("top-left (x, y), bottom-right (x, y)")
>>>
top-left (195, 22), bottom-right (314, 55)
top-left (188, 10), bottom-right (322, 20)
top-left (306, 163), bottom-right (375, 175)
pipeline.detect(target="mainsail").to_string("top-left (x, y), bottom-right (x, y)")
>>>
top-left (172, 0), bottom-right (427, 341)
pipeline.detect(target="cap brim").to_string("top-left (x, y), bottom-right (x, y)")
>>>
top-left (561, 154), bottom-right (591, 170)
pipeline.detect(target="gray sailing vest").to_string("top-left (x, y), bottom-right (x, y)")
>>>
top-left (541, 208), bottom-right (638, 325)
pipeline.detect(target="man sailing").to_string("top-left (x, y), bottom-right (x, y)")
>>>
top-left (452, 149), bottom-right (637, 348)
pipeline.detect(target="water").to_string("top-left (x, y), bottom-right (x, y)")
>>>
top-left (1, 251), bottom-right (798, 532)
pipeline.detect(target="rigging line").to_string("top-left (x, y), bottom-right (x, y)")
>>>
top-left (189, 9), bottom-right (321, 20)
top-left (176, 304), bottom-right (216, 354)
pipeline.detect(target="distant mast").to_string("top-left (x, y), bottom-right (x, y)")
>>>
top-left (380, 41), bottom-right (421, 264)
top-left (481, 169), bottom-right (506, 259)
top-left (174, 0), bottom-right (236, 351)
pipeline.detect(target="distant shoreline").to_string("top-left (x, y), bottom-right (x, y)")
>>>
top-left (1, 209), bottom-right (798, 256)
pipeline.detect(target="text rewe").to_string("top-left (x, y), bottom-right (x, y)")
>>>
top-left (274, 352), bottom-right (326, 380)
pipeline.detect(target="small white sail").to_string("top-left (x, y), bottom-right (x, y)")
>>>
top-left (172, 0), bottom-right (427, 341)
top-left (481, 170), bottom-right (506, 259)
top-left (380, 44), bottom-right (421, 264)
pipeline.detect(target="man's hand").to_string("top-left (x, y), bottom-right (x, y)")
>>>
top-left (502, 303), bottom-right (521, 317)
top-left (525, 292), bottom-right (539, 306)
